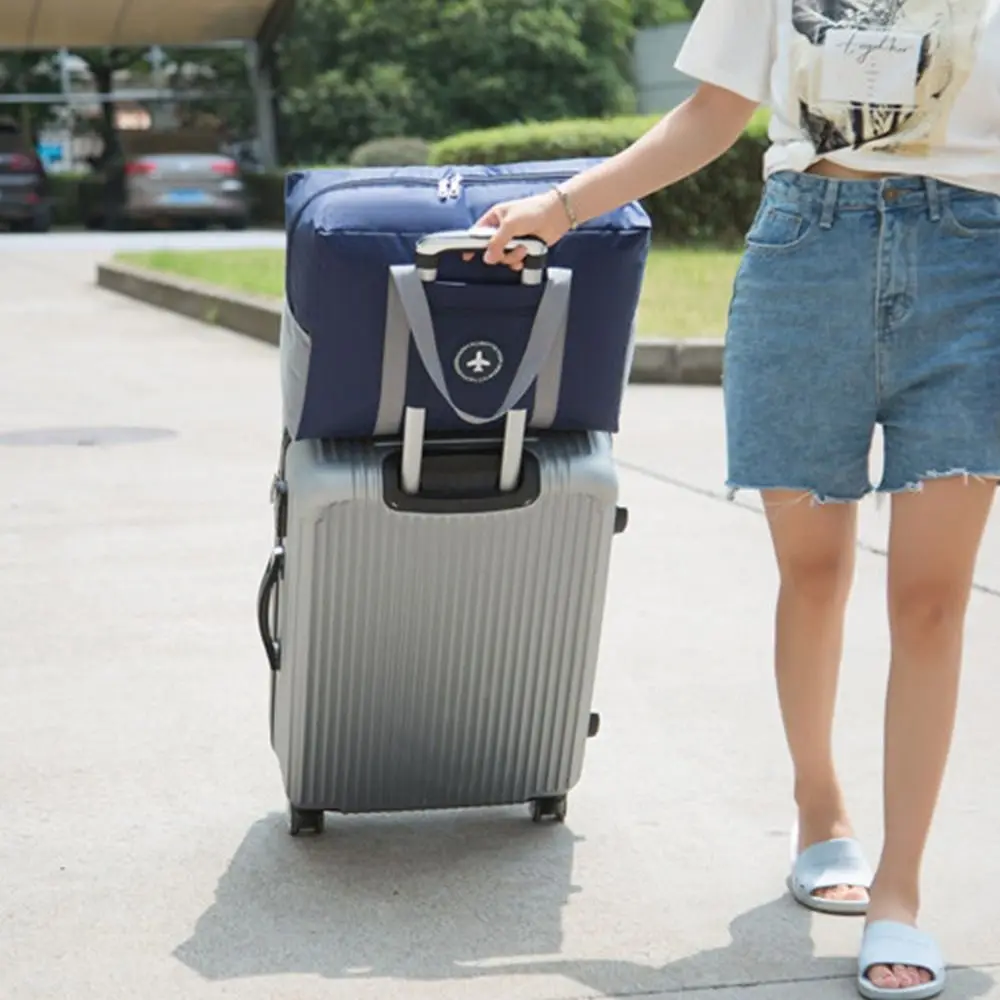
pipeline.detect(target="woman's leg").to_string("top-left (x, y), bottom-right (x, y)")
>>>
top-left (863, 476), bottom-right (995, 991)
top-left (762, 491), bottom-right (868, 904)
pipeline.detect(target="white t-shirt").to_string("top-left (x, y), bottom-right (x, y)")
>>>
top-left (674, 0), bottom-right (1000, 195)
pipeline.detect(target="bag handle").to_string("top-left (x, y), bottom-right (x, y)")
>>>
top-left (388, 263), bottom-right (571, 428)
top-left (415, 228), bottom-right (548, 285)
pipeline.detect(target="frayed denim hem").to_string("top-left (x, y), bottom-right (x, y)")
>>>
top-left (724, 471), bottom-right (1000, 510)
top-left (878, 468), bottom-right (1000, 494)
top-left (725, 483), bottom-right (872, 506)
top-left (874, 469), bottom-right (1000, 509)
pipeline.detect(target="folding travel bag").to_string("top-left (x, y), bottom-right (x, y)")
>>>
top-left (280, 159), bottom-right (651, 442)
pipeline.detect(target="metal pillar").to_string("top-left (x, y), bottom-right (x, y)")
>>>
top-left (247, 40), bottom-right (278, 170)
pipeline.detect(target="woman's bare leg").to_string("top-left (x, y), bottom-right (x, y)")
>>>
top-left (762, 490), bottom-right (867, 904)
top-left (864, 476), bottom-right (995, 991)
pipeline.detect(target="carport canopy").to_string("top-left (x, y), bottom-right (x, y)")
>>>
top-left (0, 0), bottom-right (292, 48)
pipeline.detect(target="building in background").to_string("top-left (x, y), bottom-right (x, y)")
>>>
top-left (632, 22), bottom-right (697, 113)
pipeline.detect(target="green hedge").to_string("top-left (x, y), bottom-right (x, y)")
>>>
top-left (349, 137), bottom-right (430, 168)
top-left (429, 111), bottom-right (771, 244)
top-left (243, 172), bottom-right (288, 227)
top-left (47, 173), bottom-right (90, 227)
top-left (40, 110), bottom-right (770, 239)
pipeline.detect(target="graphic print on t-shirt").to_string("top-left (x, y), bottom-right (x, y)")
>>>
top-left (789, 0), bottom-right (987, 156)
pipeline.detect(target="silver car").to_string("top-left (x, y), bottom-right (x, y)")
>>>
top-left (83, 132), bottom-right (249, 230)
top-left (117, 152), bottom-right (248, 229)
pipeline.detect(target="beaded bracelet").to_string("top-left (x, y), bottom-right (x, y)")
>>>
top-left (552, 185), bottom-right (579, 230)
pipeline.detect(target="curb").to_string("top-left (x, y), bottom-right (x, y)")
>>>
top-left (96, 260), bottom-right (724, 386)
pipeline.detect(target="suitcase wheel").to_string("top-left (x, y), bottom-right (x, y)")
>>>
top-left (288, 805), bottom-right (325, 837)
top-left (588, 712), bottom-right (601, 738)
top-left (530, 795), bottom-right (568, 824)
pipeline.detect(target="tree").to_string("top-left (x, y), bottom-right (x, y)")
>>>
top-left (0, 52), bottom-right (60, 142)
top-left (160, 46), bottom-right (256, 141)
top-left (275, 0), bottom-right (655, 165)
top-left (68, 48), bottom-right (151, 166)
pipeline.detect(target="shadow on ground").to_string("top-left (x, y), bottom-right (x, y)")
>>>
top-left (171, 810), bottom-right (998, 997)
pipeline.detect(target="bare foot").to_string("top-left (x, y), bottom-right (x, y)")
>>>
top-left (798, 812), bottom-right (870, 905)
top-left (863, 893), bottom-right (934, 992)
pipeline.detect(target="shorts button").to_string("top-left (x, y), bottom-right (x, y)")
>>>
top-left (885, 190), bottom-right (899, 201)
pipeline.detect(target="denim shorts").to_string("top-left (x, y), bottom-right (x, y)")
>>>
top-left (724, 170), bottom-right (1000, 502)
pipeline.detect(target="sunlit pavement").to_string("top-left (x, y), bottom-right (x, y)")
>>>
top-left (2, 251), bottom-right (998, 1000)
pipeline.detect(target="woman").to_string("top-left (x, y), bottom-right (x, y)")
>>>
top-left (473, 2), bottom-right (1000, 997)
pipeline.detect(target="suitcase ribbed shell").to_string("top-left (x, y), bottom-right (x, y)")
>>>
top-left (270, 432), bottom-right (618, 815)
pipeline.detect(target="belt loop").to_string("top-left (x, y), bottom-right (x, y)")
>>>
top-left (925, 177), bottom-right (942, 222)
top-left (819, 179), bottom-right (838, 230)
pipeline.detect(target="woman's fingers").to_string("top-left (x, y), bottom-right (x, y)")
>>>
top-left (462, 243), bottom-right (526, 268)
top-left (475, 205), bottom-right (505, 229)
top-left (500, 245), bottom-right (527, 271)
top-left (484, 216), bottom-right (526, 264)
top-left (463, 204), bottom-right (509, 262)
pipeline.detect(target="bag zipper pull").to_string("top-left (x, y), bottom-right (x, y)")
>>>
top-left (437, 171), bottom-right (463, 201)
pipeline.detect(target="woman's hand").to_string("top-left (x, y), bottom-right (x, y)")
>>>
top-left (466, 190), bottom-right (572, 271)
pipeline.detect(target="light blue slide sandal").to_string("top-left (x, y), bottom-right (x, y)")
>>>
top-left (857, 920), bottom-right (946, 1000)
top-left (787, 834), bottom-right (873, 915)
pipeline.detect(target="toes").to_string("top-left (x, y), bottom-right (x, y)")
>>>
top-left (865, 964), bottom-right (933, 990)
top-left (811, 884), bottom-right (869, 902)
top-left (867, 964), bottom-right (898, 989)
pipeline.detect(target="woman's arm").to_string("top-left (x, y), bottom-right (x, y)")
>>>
top-left (561, 83), bottom-right (759, 226)
top-left (479, 83), bottom-right (759, 266)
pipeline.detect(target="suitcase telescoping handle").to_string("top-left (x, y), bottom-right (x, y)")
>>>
top-left (415, 228), bottom-right (548, 285)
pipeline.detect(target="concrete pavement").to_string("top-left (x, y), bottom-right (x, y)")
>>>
top-left (1, 251), bottom-right (999, 1000)
top-left (0, 227), bottom-right (285, 254)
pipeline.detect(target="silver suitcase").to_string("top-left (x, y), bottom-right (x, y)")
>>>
top-left (257, 409), bottom-right (629, 836)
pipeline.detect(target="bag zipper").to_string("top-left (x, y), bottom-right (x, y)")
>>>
top-left (289, 168), bottom-right (581, 234)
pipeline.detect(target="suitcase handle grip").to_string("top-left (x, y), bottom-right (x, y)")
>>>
top-left (415, 229), bottom-right (547, 285)
top-left (257, 544), bottom-right (283, 672)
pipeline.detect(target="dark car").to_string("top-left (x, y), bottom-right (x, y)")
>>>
top-left (80, 128), bottom-right (248, 231)
top-left (0, 119), bottom-right (51, 233)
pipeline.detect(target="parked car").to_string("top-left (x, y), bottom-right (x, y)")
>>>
top-left (80, 130), bottom-right (249, 231)
top-left (0, 118), bottom-right (51, 233)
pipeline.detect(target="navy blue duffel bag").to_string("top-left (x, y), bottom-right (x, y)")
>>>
top-left (281, 159), bottom-right (651, 441)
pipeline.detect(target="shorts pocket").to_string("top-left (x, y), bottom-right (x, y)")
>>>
top-left (942, 194), bottom-right (1000, 238)
top-left (745, 203), bottom-right (814, 253)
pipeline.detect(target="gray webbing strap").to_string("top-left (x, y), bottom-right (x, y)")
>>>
top-left (279, 304), bottom-right (312, 439)
top-left (373, 275), bottom-right (413, 436)
top-left (528, 277), bottom-right (569, 430)
top-left (375, 264), bottom-right (571, 433)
